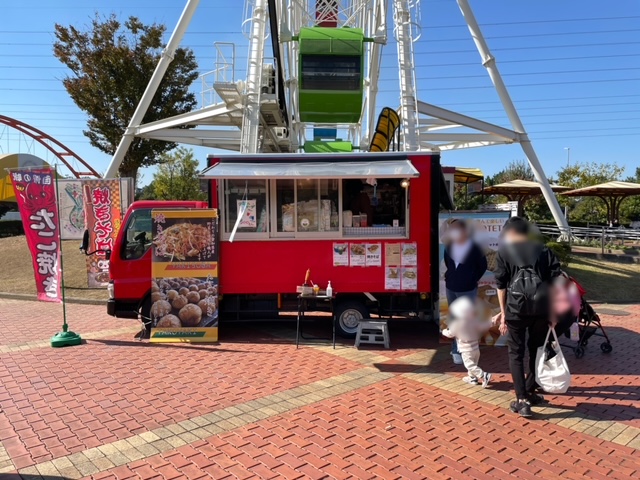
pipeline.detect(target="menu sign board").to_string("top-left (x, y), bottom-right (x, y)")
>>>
top-left (150, 209), bottom-right (219, 343)
top-left (438, 212), bottom-right (511, 347)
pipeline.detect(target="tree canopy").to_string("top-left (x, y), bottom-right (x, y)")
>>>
top-left (150, 148), bottom-right (206, 201)
top-left (53, 14), bottom-right (199, 181)
top-left (555, 162), bottom-right (625, 224)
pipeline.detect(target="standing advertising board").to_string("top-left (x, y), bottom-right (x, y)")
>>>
top-left (9, 167), bottom-right (62, 302)
top-left (57, 180), bottom-right (85, 240)
top-left (150, 209), bottom-right (219, 343)
top-left (438, 211), bottom-right (511, 346)
top-left (83, 179), bottom-right (132, 287)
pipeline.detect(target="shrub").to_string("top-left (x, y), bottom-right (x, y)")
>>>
top-left (546, 241), bottom-right (572, 268)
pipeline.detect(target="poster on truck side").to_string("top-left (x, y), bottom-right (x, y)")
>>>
top-left (438, 212), bottom-right (511, 347)
top-left (9, 167), bottom-right (62, 302)
top-left (150, 209), bottom-right (219, 343)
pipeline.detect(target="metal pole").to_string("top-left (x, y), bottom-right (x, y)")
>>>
top-left (51, 165), bottom-right (82, 347)
top-left (393, 0), bottom-right (420, 152)
top-left (565, 147), bottom-right (571, 166)
top-left (104, 0), bottom-right (201, 178)
top-left (241, 0), bottom-right (269, 154)
top-left (455, 0), bottom-right (570, 234)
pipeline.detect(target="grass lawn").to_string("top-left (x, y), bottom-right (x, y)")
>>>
top-left (566, 255), bottom-right (640, 303)
top-left (0, 236), bottom-right (639, 303)
top-left (0, 236), bottom-right (108, 301)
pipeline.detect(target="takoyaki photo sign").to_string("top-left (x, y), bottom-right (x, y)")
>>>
top-left (150, 209), bottom-right (219, 343)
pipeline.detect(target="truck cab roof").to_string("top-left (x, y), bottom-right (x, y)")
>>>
top-left (127, 200), bottom-right (208, 210)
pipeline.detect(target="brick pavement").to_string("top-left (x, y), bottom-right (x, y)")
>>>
top-left (0, 299), bottom-right (638, 479)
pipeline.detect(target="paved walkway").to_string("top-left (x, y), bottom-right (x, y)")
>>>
top-left (0, 298), bottom-right (639, 479)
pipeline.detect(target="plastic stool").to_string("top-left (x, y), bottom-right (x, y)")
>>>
top-left (355, 321), bottom-right (390, 349)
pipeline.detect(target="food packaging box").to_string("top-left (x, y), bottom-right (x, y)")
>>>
top-left (296, 286), bottom-right (314, 295)
top-left (352, 215), bottom-right (360, 227)
top-left (342, 210), bottom-right (352, 229)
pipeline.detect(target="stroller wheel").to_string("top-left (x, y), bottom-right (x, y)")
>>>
top-left (600, 342), bottom-right (613, 353)
top-left (575, 347), bottom-right (585, 359)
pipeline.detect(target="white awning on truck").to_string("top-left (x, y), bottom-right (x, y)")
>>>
top-left (200, 160), bottom-right (419, 179)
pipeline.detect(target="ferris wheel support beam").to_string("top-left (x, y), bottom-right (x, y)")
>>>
top-left (104, 0), bottom-right (201, 178)
top-left (393, 0), bottom-right (420, 152)
top-left (455, 0), bottom-right (569, 233)
top-left (241, 0), bottom-right (269, 154)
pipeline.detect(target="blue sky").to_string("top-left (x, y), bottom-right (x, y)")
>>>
top-left (1, 0), bottom-right (639, 185)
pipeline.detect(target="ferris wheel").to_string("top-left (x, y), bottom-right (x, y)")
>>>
top-left (104, 0), bottom-right (569, 231)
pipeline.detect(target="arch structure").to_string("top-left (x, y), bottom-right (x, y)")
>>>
top-left (0, 115), bottom-right (100, 178)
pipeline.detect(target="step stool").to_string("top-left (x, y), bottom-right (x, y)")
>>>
top-left (355, 321), bottom-right (390, 349)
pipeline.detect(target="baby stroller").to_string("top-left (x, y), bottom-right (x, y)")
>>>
top-left (558, 276), bottom-right (613, 359)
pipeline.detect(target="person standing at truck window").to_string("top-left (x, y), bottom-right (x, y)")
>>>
top-left (443, 219), bottom-right (487, 365)
top-left (493, 216), bottom-right (562, 418)
top-left (345, 179), bottom-right (373, 226)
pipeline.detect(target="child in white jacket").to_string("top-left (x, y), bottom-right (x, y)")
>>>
top-left (442, 296), bottom-right (493, 388)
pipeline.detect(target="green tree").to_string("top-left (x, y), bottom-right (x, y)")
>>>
top-left (485, 159), bottom-right (553, 222)
top-left (620, 167), bottom-right (640, 223)
top-left (556, 162), bottom-right (625, 224)
top-left (152, 148), bottom-right (206, 201)
top-left (53, 14), bottom-right (199, 181)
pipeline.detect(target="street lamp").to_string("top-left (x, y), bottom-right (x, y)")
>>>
top-left (564, 147), bottom-right (571, 166)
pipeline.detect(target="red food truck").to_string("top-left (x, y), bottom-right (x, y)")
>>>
top-left (106, 152), bottom-right (452, 337)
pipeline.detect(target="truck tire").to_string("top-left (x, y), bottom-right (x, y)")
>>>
top-left (334, 301), bottom-right (369, 339)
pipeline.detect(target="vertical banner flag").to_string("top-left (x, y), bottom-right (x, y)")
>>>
top-left (438, 211), bottom-right (511, 347)
top-left (10, 168), bottom-right (62, 302)
top-left (150, 209), bottom-right (219, 343)
top-left (83, 180), bottom-right (123, 287)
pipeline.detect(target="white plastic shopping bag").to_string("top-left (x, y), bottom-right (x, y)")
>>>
top-left (535, 327), bottom-right (571, 394)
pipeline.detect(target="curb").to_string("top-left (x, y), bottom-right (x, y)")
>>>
top-left (0, 292), bottom-right (105, 305)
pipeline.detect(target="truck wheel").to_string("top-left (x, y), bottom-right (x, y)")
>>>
top-left (334, 301), bottom-right (368, 339)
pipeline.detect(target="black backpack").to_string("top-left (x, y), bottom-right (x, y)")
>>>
top-left (507, 246), bottom-right (548, 317)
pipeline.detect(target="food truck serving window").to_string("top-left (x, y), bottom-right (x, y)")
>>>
top-left (206, 160), bottom-right (417, 240)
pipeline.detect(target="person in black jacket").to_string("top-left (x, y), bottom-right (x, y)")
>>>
top-left (443, 219), bottom-right (488, 365)
top-left (493, 216), bottom-right (562, 418)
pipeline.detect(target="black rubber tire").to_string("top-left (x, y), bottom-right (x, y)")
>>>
top-left (575, 347), bottom-right (585, 359)
top-left (600, 342), bottom-right (613, 353)
top-left (334, 301), bottom-right (369, 339)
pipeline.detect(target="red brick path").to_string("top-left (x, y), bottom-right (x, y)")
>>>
top-left (0, 299), bottom-right (638, 479)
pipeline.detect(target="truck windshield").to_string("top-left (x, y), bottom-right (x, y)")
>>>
top-left (122, 208), bottom-right (153, 260)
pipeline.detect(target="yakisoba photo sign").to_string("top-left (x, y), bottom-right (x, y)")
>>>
top-left (150, 209), bottom-right (219, 343)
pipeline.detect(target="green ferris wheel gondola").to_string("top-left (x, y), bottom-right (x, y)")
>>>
top-left (298, 27), bottom-right (365, 124)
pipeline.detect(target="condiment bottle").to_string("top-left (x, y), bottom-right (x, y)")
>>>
top-left (326, 281), bottom-right (333, 297)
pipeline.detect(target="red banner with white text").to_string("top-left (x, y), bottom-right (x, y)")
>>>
top-left (10, 168), bottom-right (62, 302)
top-left (83, 180), bottom-right (123, 287)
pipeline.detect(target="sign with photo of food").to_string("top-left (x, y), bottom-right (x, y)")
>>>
top-left (150, 209), bottom-right (219, 343)
top-left (438, 211), bottom-right (511, 347)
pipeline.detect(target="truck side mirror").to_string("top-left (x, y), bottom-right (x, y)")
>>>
top-left (80, 230), bottom-right (89, 254)
top-left (105, 249), bottom-right (112, 261)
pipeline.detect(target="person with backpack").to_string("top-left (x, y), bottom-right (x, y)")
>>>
top-left (493, 217), bottom-right (562, 417)
top-left (442, 219), bottom-right (488, 365)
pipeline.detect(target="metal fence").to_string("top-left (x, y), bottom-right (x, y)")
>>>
top-left (536, 224), bottom-right (640, 247)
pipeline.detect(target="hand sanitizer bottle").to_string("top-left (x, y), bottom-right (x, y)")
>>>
top-left (326, 281), bottom-right (333, 297)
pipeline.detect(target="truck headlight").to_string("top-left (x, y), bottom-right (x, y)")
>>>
top-left (107, 281), bottom-right (114, 299)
